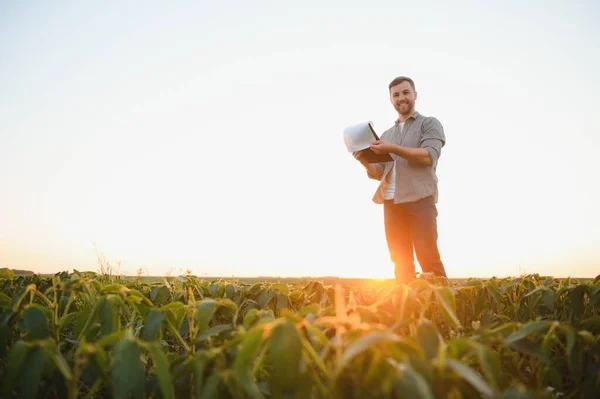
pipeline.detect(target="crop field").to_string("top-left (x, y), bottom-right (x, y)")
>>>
top-left (0, 271), bottom-right (598, 398)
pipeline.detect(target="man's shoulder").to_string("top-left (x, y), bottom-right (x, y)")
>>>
top-left (415, 114), bottom-right (444, 134)
top-left (381, 125), bottom-right (396, 138)
top-left (416, 113), bottom-right (442, 125)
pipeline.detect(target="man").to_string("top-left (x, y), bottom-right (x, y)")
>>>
top-left (353, 76), bottom-right (448, 284)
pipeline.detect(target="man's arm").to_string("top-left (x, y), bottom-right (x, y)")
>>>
top-left (352, 151), bottom-right (386, 180)
top-left (419, 117), bottom-right (445, 168)
top-left (370, 117), bottom-right (445, 167)
top-left (370, 142), bottom-right (432, 166)
top-left (391, 146), bottom-right (432, 166)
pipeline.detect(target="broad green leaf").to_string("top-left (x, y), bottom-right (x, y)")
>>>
top-left (195, 299), bottom-right (217, 333)
top-left (217, 298), bottom-right (238, 312)
top-left (50, 366), bottom-right (69, 399)
top-left (523, 285), bottom-right (547, 298)
top-left (266, 320), bottom-right (302, 395)
top-left (0, 291), bottom-right (11, 303)
top-left (98, 295), bottom-right (122, 336)
top-left (434, 286), bottom-right (461, 329)
top-left (298, 303), bottom-right (320, 317)
top-left (59, 311), bottom-right (78, 330)
top-left (144, 310), bottom-right (165, 341)
top-left (393, 364), bottom-right (435, 399)
top-left (481, 311), bottom-right (495, 326)
top-left (275, 292), bottom-right (288, 311)
top-left (179, 315), bottom-right (190, 337)
top-left (474, 289), bottom-right (487, 318)
top-left (257, 289), bottom-right (274, 308)
top-left (244, 308), bottom-right (260, 330)
top-left (581, 315), bottom-right (600, 332)
top-left (0, 324), bottom-right (13, 357)
top-left (246, 283), bottom-right (261, 296)
top-left (541, 365), bottom-right (562, 390)
top-left (112, 332), bottom-right (145, 399)
top-left (542, 290), bottom-right (555, 311)
top-left (504, 277), bottom-right (522, 290)
top-left (3, 340), bottom-right (30, 398)
top-left (578, 329), bottom-right (595, 344)
top-left (562, 324), bottom-right (576, 363)
top-left (193, 352), bottom-right (209, 394)
top-left (151, 286), bottom-right (170, 306)
top-left (391, 339), bottom-right (424, 359)
top-left (159, 301), bottom-right (185, 311)
top-left (564, 285), bottom-right (587, 321)
top-left (217, 282), bottom-right (225, 298)
top-left (39, 339), bottom-right (72, 381)
top-left (233, 327), bottom-right (265, 399)
top-left (485, 282), bottom-right (504, 305)
top-left (0, 267), bottom-right (15, 279)
top-left (225, 283), bottom-right (235, 299)
top-left (589, 287), bottom-right (600, 307)
top-left (16, 345), bottom-right (46, 399)
top-left (199, 371), bottom-right (221, 399)
top-left (475, 345), bottom-right (501, 393)
top-left (490, 322), bottom-right (519, 335)
top-left (447, 338), bottom-right (470, 359)
top-left (100, 283), bottom-right (127, 294)
top-left (164, 319), bottom-right (190, 352)
top-left (417, 319), bottom-right (441, 360)
top-left (28, 302), bottom-right (53, 319)
top-left (271, 283), bottom-right (289, 295)
top-left (208, 283), bottom-right (219, 298)
top-left (129, 288), bottom-right (149, 299)
top-left (196, 324), bottom-right (233, 342)
top-left (336, 331), bottom-right (399, 376)
top-left (13, 286), bottom-right (37, 313)
top-left (171, 305), bottom-right (186, 329)
top-left (504, 320), bottom-right (552, 345)
top-left (447, 359), bottom-right (493, 398)
top-left (561, 324), bottom-right (582, 376)
top-left (22, 306), bottom-right (50, 339)
top-left (507, 339), bottom-right (551, 364)
top-left (301, 333), bottom-right (330, 378)
top-left (97, 330), bottom-right (127, 347)
top-left (147, 343), bottom-right (174, 399)
top-left (74, 306), bottom-right (95, 339)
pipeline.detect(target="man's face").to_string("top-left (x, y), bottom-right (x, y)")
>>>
top-left (390, 81), bottom-right (417, 116)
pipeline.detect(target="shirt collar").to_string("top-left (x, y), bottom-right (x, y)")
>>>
top-left (395, 111), bottom-right (420, 124)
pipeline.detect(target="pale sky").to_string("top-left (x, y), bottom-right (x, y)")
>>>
top-left (1, 1), bottom-right (599, 278)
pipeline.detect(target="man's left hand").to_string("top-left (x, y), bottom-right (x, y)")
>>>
top-left (370, 140), bottom-right (396, 155)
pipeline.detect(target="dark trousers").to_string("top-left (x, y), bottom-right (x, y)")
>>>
top-left (383, 195), bottom-right (447, 283)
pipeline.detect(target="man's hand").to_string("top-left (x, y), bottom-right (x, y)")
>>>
top-left (353, 149), bottom-right (382, 178)
top-left (371, 141), bottom-right (434, 166)
top-left (370, 140), bottom-right (397, 155)
top-left (352, 150), bottom-right (369, 166)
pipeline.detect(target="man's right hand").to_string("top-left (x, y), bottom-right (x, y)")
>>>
top-left (352, 150), bottom-right (368, 166)
top-left (353, 150), bottom-right (383, 178)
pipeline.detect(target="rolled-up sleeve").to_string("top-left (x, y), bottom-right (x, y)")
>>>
top-left (367, 163), bottom-right (385, 180)
top-left (420, 117), bottom-right (446, 167)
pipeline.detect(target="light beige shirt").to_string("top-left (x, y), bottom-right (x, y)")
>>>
top-left (367, 111), bottom-right (446, 204)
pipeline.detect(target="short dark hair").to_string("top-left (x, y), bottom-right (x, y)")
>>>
top-left (389, 76), bottom-right (416, 92)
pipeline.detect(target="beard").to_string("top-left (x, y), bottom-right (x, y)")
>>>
top-left (395, 101), bottom-right (414, 115)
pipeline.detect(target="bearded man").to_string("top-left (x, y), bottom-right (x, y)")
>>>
top-left (353, 76), bottom-right (448, 284)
